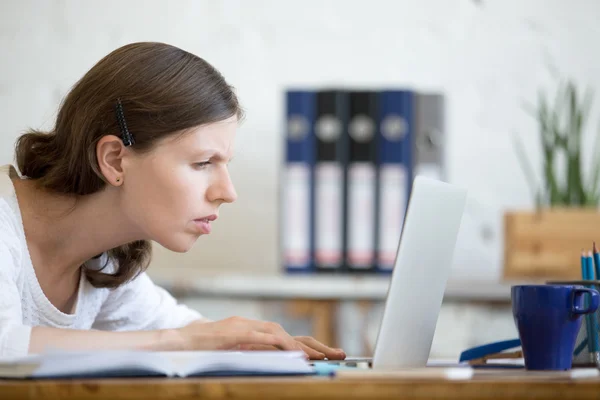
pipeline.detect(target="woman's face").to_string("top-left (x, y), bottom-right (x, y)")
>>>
top-left (121, 116), bottom-right (238, 252)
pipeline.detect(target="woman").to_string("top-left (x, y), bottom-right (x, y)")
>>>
top-left (0, 42), bottom-right (346, 361)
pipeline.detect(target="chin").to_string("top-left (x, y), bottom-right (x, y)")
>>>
top-left (155, 233), bottom-right (200, 253)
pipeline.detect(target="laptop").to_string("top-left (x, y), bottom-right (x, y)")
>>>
top-left (315, 175), bottom-right (467, 369)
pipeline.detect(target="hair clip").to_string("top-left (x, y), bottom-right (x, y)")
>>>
top-left (115, 98), bottom-right (135, 146)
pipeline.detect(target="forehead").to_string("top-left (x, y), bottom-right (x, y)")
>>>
top-left (159, 117), bottom-right (238, 156)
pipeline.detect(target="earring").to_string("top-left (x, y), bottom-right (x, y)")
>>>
top-left (116, 177), bottom-right (121, 183)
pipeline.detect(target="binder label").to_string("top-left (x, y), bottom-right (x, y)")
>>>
top-left (382, 114), bottom-right (407, 141)
top-left (315, 162), bottom-right (343, 267)
top-left (377, 164), bottom-right (408, 269)
top-left (348, 162), bottom-right (375, 268)
top-left (283, 163), bottom-right (311, 267)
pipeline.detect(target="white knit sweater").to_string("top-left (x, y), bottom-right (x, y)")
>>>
top-left (0, 164), bottom-right (205, 357)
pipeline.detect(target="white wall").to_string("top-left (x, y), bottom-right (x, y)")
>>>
top-left (2, 0), bottom-right (599, 281)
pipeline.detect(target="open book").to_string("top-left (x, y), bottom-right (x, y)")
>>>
top-left (0, 350), bottom-right (314, 379)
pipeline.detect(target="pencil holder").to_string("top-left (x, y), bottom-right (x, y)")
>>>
top-left (547, 280), bottom-right (600, 367)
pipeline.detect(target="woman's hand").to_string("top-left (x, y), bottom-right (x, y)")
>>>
top-left (295, 336), bottom-right (346, 360)
top-left (236, 337), bottom-right (346, 360)
top-left (176, 316), bottom-right (346, 360)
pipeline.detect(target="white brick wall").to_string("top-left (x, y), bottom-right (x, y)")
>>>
top-left (1, 0), bottom-right (599, 282)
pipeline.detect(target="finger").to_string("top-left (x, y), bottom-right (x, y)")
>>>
top-left (259, 322), bottom-right (306, 354)
top-left (294, 336), bottom-right (346, 360)
top-left (225, 317), bottom-right (303, 354)
top-left (238, 343), bottom-right (313, 361)
top-left (296, 341), bottom-right (326, 360)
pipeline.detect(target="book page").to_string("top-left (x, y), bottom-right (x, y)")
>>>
top-left (0, 350), bottom-right (313, 378)
top-left (159, 351), bottom-right (312, 377)
top-left (29, 350), bottom-right (174, 378)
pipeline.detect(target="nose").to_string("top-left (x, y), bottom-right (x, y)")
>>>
top-left (207, 165), bottom-right (237, 204)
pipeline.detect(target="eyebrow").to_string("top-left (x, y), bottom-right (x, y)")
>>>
top-left (197, 150), bottom-right (233, 162)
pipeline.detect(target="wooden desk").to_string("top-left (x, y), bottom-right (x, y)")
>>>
top-left (2, 372), bottom-right (600, 400)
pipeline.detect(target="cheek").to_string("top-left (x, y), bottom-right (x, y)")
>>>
top-left (132, 168), bottom-right (210, 222)
top-left (122, 166), bottom-right (181, 225)
top-left (171, 175), bottom-right (212, 217)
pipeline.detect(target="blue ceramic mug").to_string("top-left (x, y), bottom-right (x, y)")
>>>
top-left (512, 284), bottom-right (600, 370)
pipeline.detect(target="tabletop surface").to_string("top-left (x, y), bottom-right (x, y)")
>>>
top-left (3, 369), bottom-right (600, 400)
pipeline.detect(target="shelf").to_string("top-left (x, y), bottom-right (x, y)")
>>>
top-left (152, 274), bottom-right (516, 302)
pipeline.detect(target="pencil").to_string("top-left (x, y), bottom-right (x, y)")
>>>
top-left (583, 251), bottom-right (595, 282)
top-left (581, 251), bottom-right (593, 354)
top-left (593, 242), bottom-right (600, 280)
top-left (592, 245), bottom-right (600, 366)
top-left (585, 251), bottom-right (599, 360)
top-left (582, 250), bottom-right (587, 280)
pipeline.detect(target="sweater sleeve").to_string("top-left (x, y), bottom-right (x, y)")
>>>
top-left (0, 234), bottom-right (32, 357)
top-left (92, 264), bottom-right (209, 331)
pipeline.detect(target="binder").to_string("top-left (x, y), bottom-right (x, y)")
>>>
top-left (282, 90), bottom-right (316, 273)
top-left (375, 90), bottom-right (414, 273)
top-left (414, 93), bottom-right (445, 181)
top-left (346, 90), bottom-right (378, 273)
top-left (314, 90), bottom-right (349, 273)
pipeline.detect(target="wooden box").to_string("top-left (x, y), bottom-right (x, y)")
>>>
top-left (503, 208), bottom-right (600, 280)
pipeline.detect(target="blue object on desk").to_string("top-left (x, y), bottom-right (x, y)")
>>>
top-left (458, 338), bottom-right (521, 363)
top-left (593, 246), bottom-right (600, 280)
top-left (311, 363), bottom-right (359, 376)
top-left (513, 284), bottom-right (599, 370)
top-left (581, 254), bottom-right (599, 355)
top-left (583, 254), bottom-right (595, 282)
top-left (584, 253), bottom-right (600, 357)
top-left (312, 363), bottom-right (340, 376)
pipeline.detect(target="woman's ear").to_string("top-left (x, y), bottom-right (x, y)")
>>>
top-left (97, 135), bottom-right (127, 186)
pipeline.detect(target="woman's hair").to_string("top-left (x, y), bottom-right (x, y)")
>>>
top-left (14, 42), bottom-right (244, 289)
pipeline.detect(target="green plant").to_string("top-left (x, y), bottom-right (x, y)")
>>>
top-left (513, 78), bottom-right (600, 208)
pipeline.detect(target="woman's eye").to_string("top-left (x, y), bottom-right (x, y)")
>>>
top-left (194, 161), bottom-right (211, 169)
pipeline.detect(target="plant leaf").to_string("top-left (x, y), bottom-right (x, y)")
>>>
top-left (544, 149), bottom-right (562, 205)
top-left (512, 131), bottom-right (540, 206)
top-left (581, 86), bottom-right (594, 131)
top-left (588, 120), bottom-right (600, 205)
top-left (521, 99), bottom-right (538, 119)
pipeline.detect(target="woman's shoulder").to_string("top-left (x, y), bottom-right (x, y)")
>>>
top-left (0, 164), bottom-right (25, 256)
top-left (0, 185), bottom-right (25, 283)
top-left (0, 164), bottom-right (18, 197)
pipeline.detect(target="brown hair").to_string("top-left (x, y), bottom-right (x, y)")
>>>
top-left (14, 42), bottom-right (243, 289)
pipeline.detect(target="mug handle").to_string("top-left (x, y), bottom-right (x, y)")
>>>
top-left (572, 288), bottom-right (600, 314)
